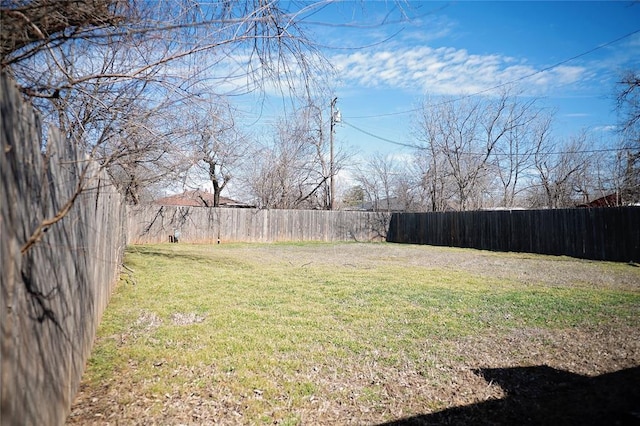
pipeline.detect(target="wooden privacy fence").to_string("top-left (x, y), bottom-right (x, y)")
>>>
top-left (386, 207), bottom-right (640, 262)
top-left (1, 73), bottom-right (126, 425)
top-left (128, 205), bottom-right (390, 244)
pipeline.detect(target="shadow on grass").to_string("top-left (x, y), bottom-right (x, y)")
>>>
top-left (127, 245), bottom-right (249, 269)
top-left (379, 365), bottom-right (640, 426)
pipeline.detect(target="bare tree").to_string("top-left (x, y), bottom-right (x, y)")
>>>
top-left (413, 91), bottom-right (541, 211)
top-left (245, 102), bottom-right (344, 209)
top-left (2, 0), bottom-right (342, 256)
top-left (394, 173), bottom-right (423, 212)
top-left (492, 101), bottom-right (546, 208)
top-left (617, 71), bottom-right (640, 136)
top-left (93, 92), bottom-right (200, 204)
top-left (413, 109), bottom-right (457, 212)
top-left (529, 132), bottom-right (595, 208)
top-left (2, 1), bottom-right (329, 97)
top-left (101, 111), bottom-right (182, 205)
top-left (616, 71), bottom-right (640, 204)
top-left (185, 100), bottom-right (248, 207)
top-left (2, 0), bottom-right (333, 205)
top-left (353, 153), bottom-right (397, 212)
top-left (351, 152), bottom-right (424, 212)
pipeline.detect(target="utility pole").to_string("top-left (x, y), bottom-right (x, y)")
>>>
top-left (330, 97), bottom-right (338, 210)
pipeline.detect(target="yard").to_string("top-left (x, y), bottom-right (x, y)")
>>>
top-left (67, 242), bottom-right (640, 425)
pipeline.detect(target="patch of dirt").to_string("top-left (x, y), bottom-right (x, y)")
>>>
top-left (252, 243), bottom-right (640, 290)
top-left (171, 312), bottom-right (207, 326)
top-left (136, 311), bottom-right (162, 330)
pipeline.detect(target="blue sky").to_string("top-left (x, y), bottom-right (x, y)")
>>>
top-left (241, 1), bottom-right (640, 159)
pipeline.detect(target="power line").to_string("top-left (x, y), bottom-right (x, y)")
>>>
top-left (345, 28), bottom-right (640, 120)
top-left (342, 120), bottom-right (629, 156)
top-left (343, 120), bottom-right (420, 149)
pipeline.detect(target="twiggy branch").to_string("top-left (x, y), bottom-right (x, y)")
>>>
top-left (20, 161), bottom-right (92, 255)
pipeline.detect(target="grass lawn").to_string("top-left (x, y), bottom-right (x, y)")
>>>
top-left (67, 242), bottom-right (640, 425)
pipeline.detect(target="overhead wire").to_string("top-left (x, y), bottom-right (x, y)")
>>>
top-left (342, 120), bottom-right (630, 156)
top-left (344, 28), bottom-right (640, 119)
top-left (342, 120), bottom-right (420, 149)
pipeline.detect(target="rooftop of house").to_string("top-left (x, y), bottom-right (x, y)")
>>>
top-left (153, 190), bottom-right (251, 208)
top-left (344, 197), bottom-right (408, 212)
top-left (577, 193), bottom-right (621, 208)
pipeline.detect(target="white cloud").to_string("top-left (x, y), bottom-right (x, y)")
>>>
top-left (565, 113), bottom-right (590, 118)
top-left (332, 45), bottom-right (589, 96)
top-left (553, 65), bottom-right (589, 83)
top-left (593, 125), bottom-right (617, 132)
top-left (626, 32), bottom-right (640, 48)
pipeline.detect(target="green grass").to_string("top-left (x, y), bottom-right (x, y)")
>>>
top-left (83, 242), bottom-right (640, 423)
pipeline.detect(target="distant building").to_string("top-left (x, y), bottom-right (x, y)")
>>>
top-left (153, 189), bottom-right (253, 208)
top-left (577, 193), bottom-right (621, 208)
top-left (346, 197), bottom-right (407, 212)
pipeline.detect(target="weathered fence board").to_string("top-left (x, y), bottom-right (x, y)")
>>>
top-left (387, 208), bottom-right (640, 262)
top-left (127, 206), bottom-right (389, 244)
top-left (1, 73), bottom-right (126, 425)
